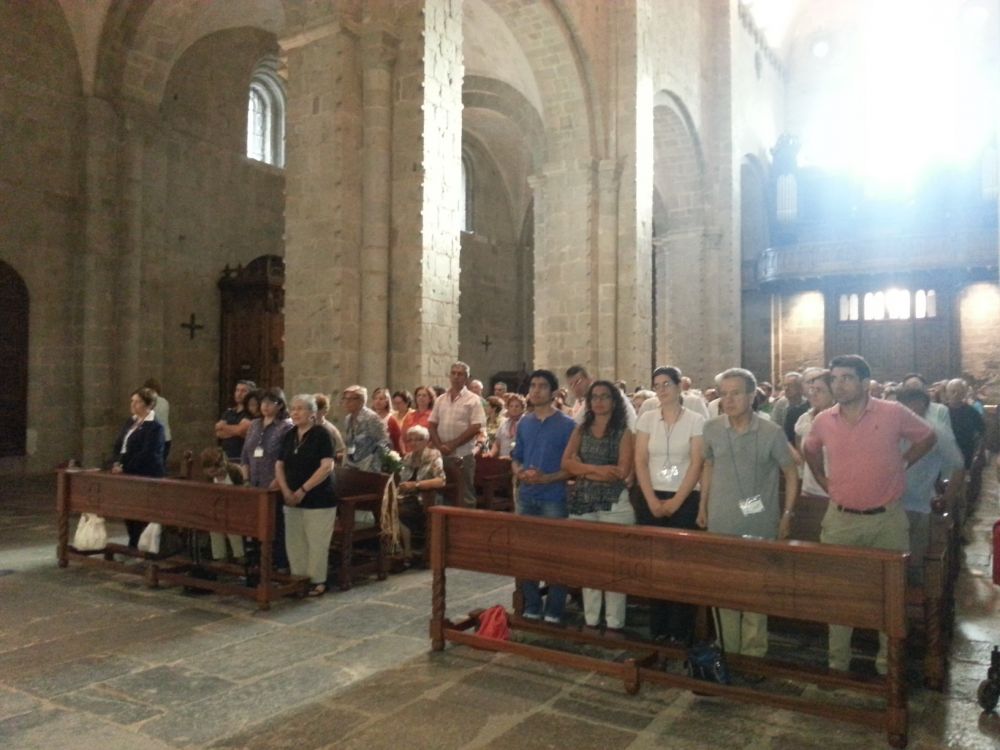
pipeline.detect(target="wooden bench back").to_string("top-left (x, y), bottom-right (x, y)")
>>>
top-left (429, 507), bottom-right (908, 636)
top-left (334, 466), bottom-right (390, 499)
top-left (57, 470), bottom-right (279, 541)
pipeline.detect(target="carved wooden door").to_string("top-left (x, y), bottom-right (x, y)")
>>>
top-left (0, 262), bottom-right (28, 457)
top-left (218, 256), bottom-right (284, 413)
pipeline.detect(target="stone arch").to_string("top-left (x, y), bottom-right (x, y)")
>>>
top-left (95, 0), bottom-right (285, 106)
top-left (740, 154), bottom-right (774, 381)
top-left (651, 92), bottom-right (710, 380)
top-left (0, 262), bottom-right (29, 459)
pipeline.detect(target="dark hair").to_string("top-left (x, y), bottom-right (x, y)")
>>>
top-left (529, 369), bottom-right (559, 392)
top-left (263, 387), bottom-right (289, 418)
top-left (897, 387), bottom-right (930, 409)
top-left (828, 354), bottom-right (871, 381)
top-left (242, 388), bottom-right (263, 413)
top-left (901, 372), bottom-right (927, 386)
top-left (432, 385), bottom-right (446, 397)
top-left (652, 366), bottom-right (682, 386)
top-left (392, 390), bottom-right (414, 408)
top-left (582, 380), bottom-right (627, 434)
top-left (131, 387), bottom-right (157, 408)
top-left (142, 377), bottom-right (162, 393)
top-left (565, 365), bottom-right (589, 380)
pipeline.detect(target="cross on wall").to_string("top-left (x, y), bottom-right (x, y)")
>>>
top-left (180, 313), bottom-right (205, 340)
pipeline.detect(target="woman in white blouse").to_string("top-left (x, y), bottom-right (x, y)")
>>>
top-left (634, 366), bottom-right (706, 645)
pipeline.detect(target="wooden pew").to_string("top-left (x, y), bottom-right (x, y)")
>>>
top-left (331, 466), bottom-right (392, 590)
top-left (56, 469), bottom-right (308, 609)
top-left (788, 493), bottom-right (953, 691)
top-left (428, 507), bottom-right (910, 748)
top-left (473, 455), bottom-right (514, 511)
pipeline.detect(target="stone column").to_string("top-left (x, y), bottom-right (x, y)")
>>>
top-left (358, 29), bottom-right (398, 388)
top-left (388, 0), bottom-right (464, 386)
top-left (78, 95), bottom-right (123, 466)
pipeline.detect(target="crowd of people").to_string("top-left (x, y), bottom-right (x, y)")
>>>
top-left (110, 355), bottom-right (988, 671)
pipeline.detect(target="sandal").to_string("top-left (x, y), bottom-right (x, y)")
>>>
top-left (307, 583), bottom-right (327, 597)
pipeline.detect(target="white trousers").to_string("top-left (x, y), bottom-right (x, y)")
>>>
top-left (569, 490), bottom-right (635, 629)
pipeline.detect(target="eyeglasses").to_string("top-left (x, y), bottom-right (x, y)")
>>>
top-left (652, 381), bottom-right (674, 390)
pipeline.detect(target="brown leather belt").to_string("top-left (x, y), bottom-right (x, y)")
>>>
top-left (835, 504), bottom-right (886, 515)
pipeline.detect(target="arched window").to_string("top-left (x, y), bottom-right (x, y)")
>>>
top-left (246, 58), bottom-right (285, 168)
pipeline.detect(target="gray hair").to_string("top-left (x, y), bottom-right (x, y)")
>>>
top-left (406, 425), bottom-right (430, 441)
top-left (451, 361), bottom-right (470, 376)
top-left (290, 393), bottom-right (318, 413)
top-left (343, 385), bottom-right (368, 405)
top-left (783, 371), bottom-right (803, 382)
top-left (718, 368), bottom-right (757, 394)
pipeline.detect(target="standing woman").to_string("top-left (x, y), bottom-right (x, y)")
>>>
top-left (275, 394), bottom-right (337, 597)
top-left (371, 386), bottom-right (402, 453)
top-left (111, 387), bottom-right (166, 547)
top-left (391, 391), bottom-right (415, 433)
top-left (242, 387), bottom-right (294, 570)
top-left (490, 394), bottom-right (525, 459)
top-left (635, 366), bottom-right (706, 645)
top-left (561, 380), bottom-right (635, 634)
top-left (400, 386), bottom-right (436, 451)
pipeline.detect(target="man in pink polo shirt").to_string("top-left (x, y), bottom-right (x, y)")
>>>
top-left (803, 354), bottom-right (935, 675)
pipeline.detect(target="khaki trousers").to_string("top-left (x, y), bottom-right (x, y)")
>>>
top-left (284, 506), bottom-right (337, 584)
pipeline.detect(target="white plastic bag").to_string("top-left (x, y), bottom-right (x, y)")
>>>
top-left (72, 513), bottom-right (107, 551)
top-left (137, 523), bottom-right (162, 554)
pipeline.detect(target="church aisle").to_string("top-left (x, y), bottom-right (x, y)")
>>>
top-left (0, 471), bottom-right (997, 749)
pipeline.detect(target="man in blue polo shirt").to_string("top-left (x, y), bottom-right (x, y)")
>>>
top-left (512, 369), bottom-right (577, 623)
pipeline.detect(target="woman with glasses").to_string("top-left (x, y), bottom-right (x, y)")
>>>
top-left (634, 365), bottom-right (706, 645)
top-left (561, 380), bottom-right (635, 635)
top-left (396, 425), bottom-right (447, 564)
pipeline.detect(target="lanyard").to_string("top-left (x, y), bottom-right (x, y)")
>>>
top-left (726, 418), bottom-right (759, 499)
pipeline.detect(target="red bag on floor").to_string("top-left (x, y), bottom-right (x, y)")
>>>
top-left (477, 605), bottom-right (510, 640)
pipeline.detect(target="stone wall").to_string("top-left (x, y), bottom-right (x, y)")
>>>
top-left (775, 291), bottom-right (826, 375)
top-left (0, 0), bottom-right (85, 471)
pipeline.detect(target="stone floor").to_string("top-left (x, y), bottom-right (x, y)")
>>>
top-left (1, 470), bottom-right (999, 749)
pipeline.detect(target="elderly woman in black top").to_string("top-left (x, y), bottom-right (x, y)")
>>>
top-left (275, 394), bottom-right (336, 597)
top-left (112, 387), bottom-right (166, 547)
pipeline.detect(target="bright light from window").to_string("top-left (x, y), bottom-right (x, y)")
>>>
top-left (798, 1), bottom-right (997, 196)
top-left (811, 40), bottom-right (830, 59)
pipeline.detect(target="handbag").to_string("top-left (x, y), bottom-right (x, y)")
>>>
top-left (72, 513), bottom-right (107, 551)
top-left (137, 522), bottom-right (162, 554)
top-left (684, 608), bottom-right (731, 685)
top-left (477, 605), bottom-right (511, 641)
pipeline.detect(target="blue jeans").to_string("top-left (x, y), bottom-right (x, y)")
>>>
top-left (517, 493), bottom-right (568, 622)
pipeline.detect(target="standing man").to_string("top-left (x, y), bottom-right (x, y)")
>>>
top-left (215, 380), bottom-right (255, 461)
top-left (429, 362), bottom-right (486, 508)
top-left (511, 369), bottom-right (577, 623)
top-left (143, 377), bottom-right (172, 462)
top-left (804, 354), bottom-right (936, 674)
top-left (493, 381), bottom-right (509, 398)
top-left (699, 367), bottom-right (799, 662)
top-left (770, 371), bottom-right (805, 440)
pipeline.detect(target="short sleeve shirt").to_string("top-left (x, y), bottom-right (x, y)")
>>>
top-left (804, 397), bottom-right (934, 510)
top-left (702, 414), bottom-right (794, 540)
top-left (511, 410), bottom-right (577, 503)
top-left (636, 407), bottom-right (705, 492)
top-left (278, 426), bottom-right (336, 508)
top-left (220, 408), bottom-right (251, 460)
top-left (429, 388), bottom-right (486, 456)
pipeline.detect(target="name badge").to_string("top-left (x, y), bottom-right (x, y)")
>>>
top-left (739, 495), bottom-right (764, 516)
top-left (658, 464), bottom-right (680, 481)
top-left (347, 444), bottom-right (356, 457)
top-left (253, 447), bottom-right (264, 458)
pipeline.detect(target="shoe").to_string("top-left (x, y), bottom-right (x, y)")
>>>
top-left (522, 611), bottom-right (542, 621)
top-left (543, 615), bottom-right (563, 626)
top-left (603, 627), bottom-right (627, 641)
top-left (739, 672), bottom-right (766, 685)
top-left (307, 583), bottom-right (327, 598)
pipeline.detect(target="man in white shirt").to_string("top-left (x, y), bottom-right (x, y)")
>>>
top-left (565, 364), bottom-right (638, 430)
top-left (430, 362), bottom-right (486, 508)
